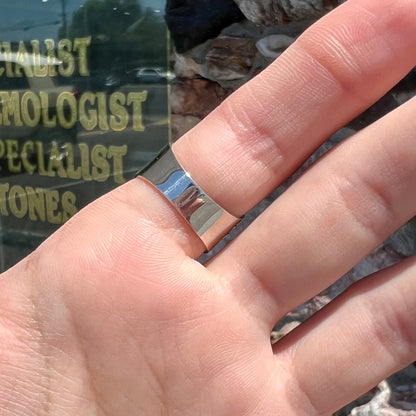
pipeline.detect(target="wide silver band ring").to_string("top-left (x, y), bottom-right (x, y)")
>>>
top-left (138, 146), bottom-right (240, 251)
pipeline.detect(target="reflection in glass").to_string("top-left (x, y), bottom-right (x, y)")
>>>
top-left (0, 0), bottom-right (170, 270)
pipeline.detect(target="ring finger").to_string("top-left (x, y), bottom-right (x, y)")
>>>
top-left (209, 93), bottom-right (416, 327)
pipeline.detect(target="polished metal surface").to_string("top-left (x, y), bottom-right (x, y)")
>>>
top-left (138, 146), bottom-right (240, 251)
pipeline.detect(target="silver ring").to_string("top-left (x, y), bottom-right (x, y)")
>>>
top-left (138, 146), bottom-right (240, 251)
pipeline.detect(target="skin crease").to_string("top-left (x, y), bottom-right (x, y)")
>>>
top-left (1, 0), bottom-right (416, 414)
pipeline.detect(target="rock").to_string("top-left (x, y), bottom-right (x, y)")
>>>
top-left (165, 0), bottom-right (245, 53)
top-left (350, 381), bottom-right (392, 416)
top-left (173, 53), bottom-right (203, 78)
top-left (170, 78), bottom-right (232, 118)
top-left (204, 36), bottom-right (258, 81)
top-left (256, 34), bottom-right (295, 59)
top-left (350, 381), bottom-right (416, 416)
top-left (392, 69), bottom-right (416, 105)
top-left (348, 93), bottom-right (399, 131)
top-left (270, 320), bottom-right (301, 344)
top-left (321, 245), bottom-right (405, 301)
top-left (388, 365), bottom-right (416, 412)
top-left (386, 217), bottom-right (416, 257)
top-left (233, 0), bottom-right (340, 27)
top-left (332, 365), bottom-right (416, 415)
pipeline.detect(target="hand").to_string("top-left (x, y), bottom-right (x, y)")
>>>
top-left (2, 0), bottom-right (416, 414)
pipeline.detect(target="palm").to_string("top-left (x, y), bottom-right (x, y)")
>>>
top-left (69, 269), bottom-right (277, 415)
top-left (15, 189), bottom-right (279, 415)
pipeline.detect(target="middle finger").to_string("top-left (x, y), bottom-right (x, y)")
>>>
top-left (173, 0), bottom-right (416, 217)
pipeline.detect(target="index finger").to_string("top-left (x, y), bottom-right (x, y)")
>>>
top-left (172, 0), bottom-right (416, 217)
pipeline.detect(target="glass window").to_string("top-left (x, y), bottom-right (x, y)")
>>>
top-left (0, 0), bottom-right (170, 270)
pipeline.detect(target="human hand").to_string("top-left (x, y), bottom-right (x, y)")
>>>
top-left (2, 0), bottom-right (416, 414)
